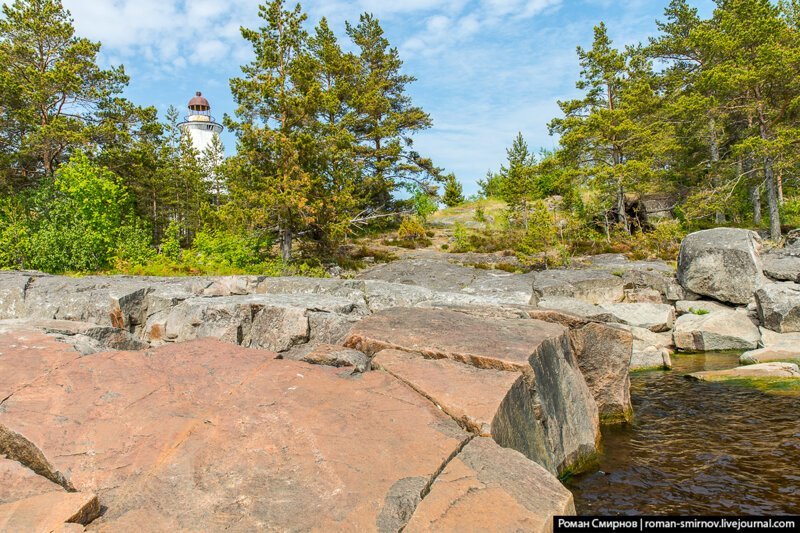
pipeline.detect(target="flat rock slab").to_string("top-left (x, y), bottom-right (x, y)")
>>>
top-left (688, 362), bottom-right (800, 381)
top-left (0, 328), bottom-right (81, 399)
top-left (675, 300), bottom-right (735, 316)
top-left (344, 307), bottom-right (567, 372)
top-left (740, 346), bottom-right (800, 365)
top-left (2, 337), bottom-right (562, 530)
top-left (601, 303), bottom-right (675, 332)
top-left (0, 491), bottom-right (99, 532)
top-left (673, 311), bottom-right (761, 351)
top-left (373, 349), bottom-right (521, 436)
top-left (0, 457), bottom-right (64, 505)
top-left (405, 438), bottom-right (575, 533)
top-left (345, 308), bottom-right (600, 476)
top-left (532, 269), bottom-right (625, 305)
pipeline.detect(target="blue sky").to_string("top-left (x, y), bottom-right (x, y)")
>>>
top-left (57, 0), bottom-right (714, 195)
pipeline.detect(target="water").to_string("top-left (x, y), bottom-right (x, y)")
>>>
top-left (570, 352), bottom-right (800, 515)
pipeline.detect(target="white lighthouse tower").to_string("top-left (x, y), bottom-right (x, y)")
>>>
top-left (178, 91), bottom-right (223, 155)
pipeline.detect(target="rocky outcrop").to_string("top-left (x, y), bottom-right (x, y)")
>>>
top-left (677, 228), bottom-right (764, 305)
top-left (754, 282), bottom-right (800, 333)
top-left (0, 336), bottom-right (576, 530)
top-left (673, 310), bottom-right (761, 351)
top-left (626, 325), bottom-right (673, 371)
top-left (404, 438), bottom-right (576, 533)
top-left (345, 308), bottom-right (600, 476)
top-left (0, 457), bottom-right (64, 505)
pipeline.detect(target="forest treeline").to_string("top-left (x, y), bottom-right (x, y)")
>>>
top-left (0, 0), bottom-right (445, 274)
top-left (1, 0), bottom-right (799, 275)
top-left (478, 0), bottom-right (800, 264)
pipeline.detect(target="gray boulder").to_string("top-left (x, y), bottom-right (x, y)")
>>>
top-left (673, 310), bottom-right (761, 351)
top-left (677, 228), bottom-right (764, 305)
top-left (675, 299), bottom-right (734, 316)
top-left (762, 251), bottom-right (800, 283)
top-left (755, 282), bottom-right (800, 333)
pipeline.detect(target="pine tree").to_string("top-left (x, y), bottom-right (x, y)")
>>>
top-left (442, 174), bottom-right (464, 207)
top-left (0, 0), bottom-right (129, 187)
top-left (226, 0), bottom-right (319, 262)
top-left (346, 13), bottom-right (438, 208)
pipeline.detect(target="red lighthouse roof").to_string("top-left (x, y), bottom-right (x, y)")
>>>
top-left (188, 91), bottom-right (210, 111)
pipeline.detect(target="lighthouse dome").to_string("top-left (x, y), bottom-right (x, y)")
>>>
top-left (188, 91), bottom-right (210, 111)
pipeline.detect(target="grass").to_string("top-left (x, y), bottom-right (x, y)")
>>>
top-left (688, 307), bottom-right (711, 315)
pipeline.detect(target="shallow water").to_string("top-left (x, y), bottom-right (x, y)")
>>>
top-left (569, 352), bottom-right (800, 515)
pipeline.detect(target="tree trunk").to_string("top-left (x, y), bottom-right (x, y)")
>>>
top-left (764, 157), bottom-right (782, 240)
top-left (280, 228), bottom-right (293, 263)
top-left (616, 182), bottom-right (628, 234)
top-left (751, 184), bottom-right (762, 226)
top-left (709, 116), bottom-right (726, 224)
top-left (777, 169), bottom-right (784, 205)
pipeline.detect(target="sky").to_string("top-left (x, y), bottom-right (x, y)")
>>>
top-left (54, 0), bottom-right (715, 195)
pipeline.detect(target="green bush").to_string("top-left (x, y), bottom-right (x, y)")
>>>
top-left (0, 197), bottom-right (31, 270)
top-left (26, 153), bottom-right (147, 273)
top-left (398, 216), bottom-right (427, 240)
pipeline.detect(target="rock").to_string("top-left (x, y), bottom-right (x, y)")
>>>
top-left (688, 362), bottom-right (800, 381)
top-left (759, 327), bottom-right (800, 348)
top-left (673, 310), bottom-right (761, 351)
top-left (630, 346), bottom-right (672, 371)
top-left (164, 293), bottom-right (366, 352)
top-left (373, 349), bottom-right (522, 436)
top-left (623, 325), bottom-right (673, 371)
top-left (300, 343), bottom-right (370, 372)
top-left (569, 323), bottom-right (633, 423)
top-left (0, 339), bottom-right (481, 530)
top-left (535, 297), bottom-right (619, 322)
top-left (601, 303), bottom-right (675, 332)
top-left (624, 288), bottom-right (663, 303)
top-left (677, 228), bottom-right (764, 305)
top-left (525, 309), bottom-right (633, 423)
top-left (1, 457), bottom-right (65, 505)
top-left (0, 492), bottom-right (100, 532)
top-left (675, 300), bottom-right (735, 316)
top-left (762, 251), bottom-right (800, 283)
top-left (755, 283), bottom-right (800, 333)
top-left (532, 269), bottom-right (625, 305)
top-left (404, 438), bottom-right (576, 533)
top-left (345, 308), bottom-right (600, 476)
top-left (740, 346), bottom-right (800, 365)
top-left (0, 272), bottom-right (32, 319)
top-left (0, 328), bottom-right (81, 400)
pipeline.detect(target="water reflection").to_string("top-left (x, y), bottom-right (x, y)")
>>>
top-left (570, 352), bottom-right (800, 515)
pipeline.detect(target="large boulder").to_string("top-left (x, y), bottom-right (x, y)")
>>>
top-left (677, 228), bottom-right (764, 305)
top-left (624, 325), bottom-right (673, 371)
top-left (673, 310), bottom-right (761, 351)
top-left (404, 438), bottom-right (575, 533)
top-left (740, 346), bottom-right (800, 365)
top-left (345, 308), bottom-right (600, 476)
top-left (527, 309), bottom-right (633, 423)
top-left (755, 283), bottom-right (800, 333)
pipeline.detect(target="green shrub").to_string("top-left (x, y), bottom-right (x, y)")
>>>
top-left (398, 216), bottom-right (427, 240)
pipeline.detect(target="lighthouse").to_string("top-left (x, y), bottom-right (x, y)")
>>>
top-left (178, 91), bottom-right (223, 155)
